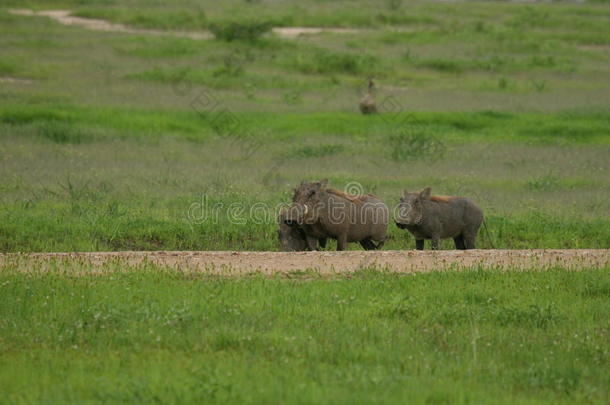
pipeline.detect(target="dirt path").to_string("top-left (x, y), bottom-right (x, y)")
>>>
top-left (0, 77), bottom-right (33, 84)
top-left (1, 250), bottom-right (608, 276)
top-left (8, 9), bottom-right (360, 40)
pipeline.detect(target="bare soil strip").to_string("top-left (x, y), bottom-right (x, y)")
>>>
top-left (9, 9), bottom-right (212, 39)
top-left (8, 9), bottom-right (360, 39)
top-left (1, 250), bottom-right (608, 276)
top-left (0, 77), bottom-right (33, 84)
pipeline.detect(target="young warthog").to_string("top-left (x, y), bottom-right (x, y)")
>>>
top-left (395, 187), bottom-right (483, 250)
top-left (278, 208), bottom-right (327, 251)
top-left (283, 180), bottom-right (388, 251)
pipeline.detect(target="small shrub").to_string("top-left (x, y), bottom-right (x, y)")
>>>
top-left (212, 54), bottom-right (245, 77)
top-left (498, 77), bottom-right (510, 90)
top-left (402, 49), bottom-right (415, 62)
top-left (474, 20), bottom-right (487, 33)
top-left (37, 122), bottom-right (93, 144)
top-left (113, 37), bottom-right (202, 59)
top-left (385, 0), bottom-right (402, 11)
top-left (209, 21), bottom-right (273, 42)
top-left (415, 58), bottom-right (463, 73)
top-left (389, 127), bottom-right (446, 162)
top-left (287, 144), bottom-right (344, 159)
top-left (282, 91), bottom-right (302, 105)
top-left (532, 79), bottom-right (548, 92)
top-left (526, 174), bottom-right (562, 191)
top-left (1, 107), bottom-right (70, 125)
top-left (291, 50), bottom-right (377, 75)
top-left (529, 55), bottom-right (556, 68)
top-left (0, 59), bottom-right (18, 76)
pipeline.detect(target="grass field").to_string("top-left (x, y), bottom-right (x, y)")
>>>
top-left (0, 265), bottom-right (608, 404)
top-left (1, 0), bottom-right (609, 252)
top-left (1, 1), bottom-right (609, 403)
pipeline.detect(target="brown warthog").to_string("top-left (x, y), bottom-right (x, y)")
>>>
top-left (283, 180), bottom-right (388, 251)
top-left (278, 208), bottom-right (327, 251)
top-left (395, 187), bottom-right (484, 250)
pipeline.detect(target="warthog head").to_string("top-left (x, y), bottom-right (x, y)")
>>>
top-left (395, 187), bottom-right (431, 228)
top-left (287, 179), bottom-right (328, 225)
top-left (278, 208), bottom-right (307, 251)
top-left (280, 203), bottom-right (304, 226)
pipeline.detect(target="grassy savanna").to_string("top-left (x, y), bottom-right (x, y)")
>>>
top-left (1, 1), bottom-right (609, 403)
top-left (0, 265), bottom-right (608, 404)
top-left (0, 0), bottom-right (609, 253)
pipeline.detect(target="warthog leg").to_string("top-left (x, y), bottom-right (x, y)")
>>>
top-left (415, 239), bottom-right (425, 250)
top-left (463, 233), bottom-right (476, 249)
top-left (359, 238), bottom-right (377, 251)
top-left (453, 235), bottom-right (466, 250)
top-left (337, 234), bottom-right (348, 251)
top-left (306, 235), bottom-right (319, 251)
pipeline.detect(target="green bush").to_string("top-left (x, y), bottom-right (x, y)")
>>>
top-left (37, 122), bottom-right (94, 144)
top-left (388, 127), bottom-right (446, 162)
top-left (287, 144), bottom-right (344, 159)
top-left (290, 50), bottom-right (377, 75)
top-left (209, 21), bottom-right (273, 42)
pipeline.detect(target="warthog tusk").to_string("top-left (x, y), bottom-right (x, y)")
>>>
top-left (304, 205), bottom-right (309, 215)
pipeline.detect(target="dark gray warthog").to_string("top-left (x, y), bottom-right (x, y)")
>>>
top-left (277, 208), bottom-right (327, 251)
top-left (283, 180), bottom-right (388, 251)
top-left (395, 187), bottom-right (484, 250)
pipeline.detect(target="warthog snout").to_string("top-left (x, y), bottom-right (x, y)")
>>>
top-left (395, 221), bottom-right (407, 229)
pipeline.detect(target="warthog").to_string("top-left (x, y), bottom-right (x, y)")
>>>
top-left (395, 187), bottom-right (484, 250)
top-left (278, 208), bottom-right (327, 251)
top-left (283, 180), bottom-right (388, 251)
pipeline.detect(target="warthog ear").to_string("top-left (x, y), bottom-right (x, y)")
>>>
top-left (403, 189), bottom-right (410, 197)
top-left (420, 187), bottom-right (432, 199)
top-left (318, 179), bottom-right (328, 189)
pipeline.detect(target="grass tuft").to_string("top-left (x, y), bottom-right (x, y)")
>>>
top-left (210, 21), bottom-right (274, 42)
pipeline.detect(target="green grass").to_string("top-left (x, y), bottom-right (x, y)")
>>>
top-left (2, 104), bottom-right (609, 144)
top-left (285, 144), bottom-right (345, 159)
top-left (285, 49), bottom-right (378, 75)
top-left (0, 0), bottom-right (608, 254)
top-left (0, 1), bottom-right (609, 402)
top-left (0, 266), bottom-right (608, 403)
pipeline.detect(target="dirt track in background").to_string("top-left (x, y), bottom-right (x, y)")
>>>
top-left (1, 250), bottom-right (608, 276)
top-left (8, 9), bottom-right (361, 39)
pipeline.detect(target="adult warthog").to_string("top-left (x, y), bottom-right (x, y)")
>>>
top-left (283, 180), bottom-right (388, 251)
top-left (278, 207), bottom-right (327, 251)
top-left (395, 187), bottom-right (484, 250)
